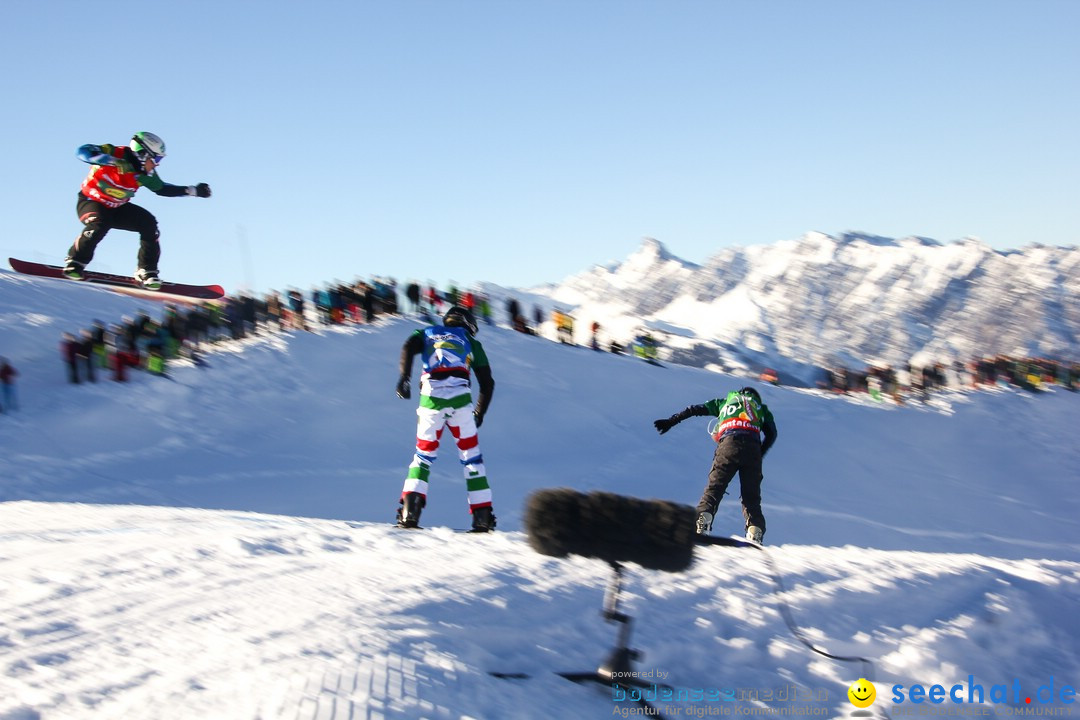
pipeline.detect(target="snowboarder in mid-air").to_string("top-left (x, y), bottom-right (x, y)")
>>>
top-left (654, 386), bottom-right (777, 543)
top-left (395, 306), bottom-right (496, 532)
top-left (64, 132), bottom-right (211, 290)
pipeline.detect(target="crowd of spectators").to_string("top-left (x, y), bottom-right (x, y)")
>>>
top-left (44, 278), bottom-right (1080, 406)
top-left (403, 281), bottom-right (494, 327)
top-left (820, 356), bottom-right (1080, 401)
top-left (53, 278), bottom-right (441, 385)
top-left (60, 305), bottom-right (213, 383)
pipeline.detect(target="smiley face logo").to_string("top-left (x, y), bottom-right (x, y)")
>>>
top-left (848, 678), bottom-right (876, 708)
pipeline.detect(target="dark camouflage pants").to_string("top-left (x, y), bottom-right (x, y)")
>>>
top-left (696, 432), bottom-right (765, 531)
top-left (69, 194), bottom-right (161, 272)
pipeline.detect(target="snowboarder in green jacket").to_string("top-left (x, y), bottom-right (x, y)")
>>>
top-left (654, 386), bottom-right (777, 543)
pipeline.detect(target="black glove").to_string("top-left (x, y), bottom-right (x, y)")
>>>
top-left (395, 375), bottom-right (411, 399)
top-left (473, 409), bottom-right (485, 428)
top-left (117, 146), bottom-right (143, 174)
top-left (193, 182), bottom-right (212, 198)
top-left (654, 417), bottom-right (677, 435)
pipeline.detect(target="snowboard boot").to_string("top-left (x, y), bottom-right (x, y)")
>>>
top-left (745, 526), bottom-right (764, 544)
top-left (695, 511), bottom-right (713, 535)
top-left (134, 268), bottom-right (162, 290)
top-left (62, 259), bottom-right (85, 281)
top-left (470, 506), bottom-right (496, 533)
top-left (396, 492), bottom-right (425, 528)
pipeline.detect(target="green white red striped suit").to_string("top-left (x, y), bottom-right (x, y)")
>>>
top-left (399, 325), bottom-right (494, 513)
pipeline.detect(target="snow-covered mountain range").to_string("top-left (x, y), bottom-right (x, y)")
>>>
top-left (529, 233), bottom-right (1080, 385)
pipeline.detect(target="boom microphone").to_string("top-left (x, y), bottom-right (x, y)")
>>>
top-left (522, 490), bottom-right (879, 691)
top-left (524, 489), bottom-right (700, 573)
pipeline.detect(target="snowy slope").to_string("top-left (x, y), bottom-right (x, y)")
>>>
top-left (1, 271), bottom-right (1079, 720)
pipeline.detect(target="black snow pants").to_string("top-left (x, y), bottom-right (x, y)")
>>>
top-left (68, 194), bottom-right (161, 272)
top-left (696, 432), bottom-right (765, 532)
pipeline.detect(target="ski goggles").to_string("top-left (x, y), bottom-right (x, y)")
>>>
top-left (137, 149), bottom-right (165, 164)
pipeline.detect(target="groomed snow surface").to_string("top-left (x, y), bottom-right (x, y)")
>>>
top-left (1, 271), bottom-right (1078, 719)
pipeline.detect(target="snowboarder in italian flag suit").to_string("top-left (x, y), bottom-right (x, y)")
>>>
top-left (654, 386), bottom-right (777, 544)
top-left (395, 306), bottom-right (496, 531)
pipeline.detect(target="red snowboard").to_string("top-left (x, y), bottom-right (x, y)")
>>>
top-left (8, 258), bottom-right (225, 301)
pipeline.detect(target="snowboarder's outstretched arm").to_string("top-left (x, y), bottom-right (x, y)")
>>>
top-left (139, 172), bottom-right (211, 198)
top-left (653, 403), bottom-right (710, 434)
top-left (468, 338), bottom-right (495, 426)
top-left (761, 418), bottom-right (777, 457)
top-left (77, 143), bottom-right (142, 173)
top-left (396, 331), bottom-right (424, 398)
top-left (472, 364), bottom-right (494, 426)
top-left (76, 143), bottom-right (211, 197)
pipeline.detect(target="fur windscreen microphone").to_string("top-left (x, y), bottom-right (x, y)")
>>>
top-left (524, 489), bottom-right (698, 573)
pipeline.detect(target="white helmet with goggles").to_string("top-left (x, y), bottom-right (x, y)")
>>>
top-left (130, 132), bottom-right (166, 163)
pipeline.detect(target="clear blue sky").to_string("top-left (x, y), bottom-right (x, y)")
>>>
top-left (2, 0), bottom-right (1077, 295)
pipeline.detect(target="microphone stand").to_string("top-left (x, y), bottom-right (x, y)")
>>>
top-left (558, 562), bottom-right (672, 712)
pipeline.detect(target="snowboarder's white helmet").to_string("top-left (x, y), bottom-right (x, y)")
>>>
top-left (131, 132), bottom-right (166, 162)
